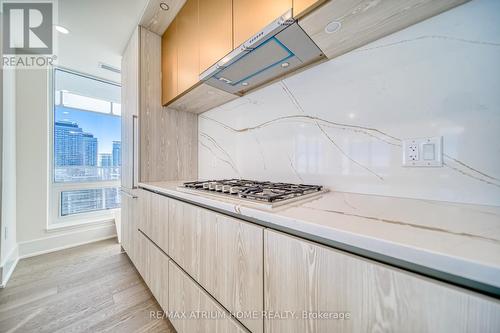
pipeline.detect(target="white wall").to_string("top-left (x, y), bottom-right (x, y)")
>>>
top-left (199, 0), bottom-right (500, 206)
top-left (15, 69), bottom-right (116, 258)
top-left (1, 68), bottom-right (18, 286)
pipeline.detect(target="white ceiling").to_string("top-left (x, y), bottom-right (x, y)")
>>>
top-left (55, 0), bottom-right (149, 82)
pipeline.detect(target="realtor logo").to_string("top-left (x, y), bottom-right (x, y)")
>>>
top-left (3, 2), bottom-right (53, 54)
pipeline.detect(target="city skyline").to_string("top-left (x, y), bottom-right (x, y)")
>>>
top-left (53, 68), bottom-right (121, 216)
top-left (55, 120), bottom-right (121, 168)
top-left (55, 105), bottom-right (121, 155)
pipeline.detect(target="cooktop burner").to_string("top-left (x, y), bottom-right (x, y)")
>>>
top-left (182, 179), bottom-right (324, 204)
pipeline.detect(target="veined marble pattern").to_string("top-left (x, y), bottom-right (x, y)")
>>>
top-left (198, 0), bottom-right (500, 206)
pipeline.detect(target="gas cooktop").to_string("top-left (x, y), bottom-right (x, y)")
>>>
top-left (179, 179), bottom-right (327, 208)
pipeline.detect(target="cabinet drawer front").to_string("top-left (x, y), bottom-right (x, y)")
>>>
top-left (169, 260), bottom-right (247, 333)
top-left (121, 188), bottom-right (140, 265)
top-left (169, 199), bottom-right (264, 333)
top-left (139, 191), bottom-right (169, 254)
top-left (138, 231), bottom-right (169, 312)
top-left (264, 230), bottom-right (500, 333)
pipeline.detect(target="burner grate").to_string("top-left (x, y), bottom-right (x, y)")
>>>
top-left (183, 179), bottom-right (323, 203)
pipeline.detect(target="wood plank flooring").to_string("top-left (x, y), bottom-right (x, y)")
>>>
top-left (0, 238), bottom-right (176, 333)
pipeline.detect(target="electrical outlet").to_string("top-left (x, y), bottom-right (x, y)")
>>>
top-left (402, 136), bottom-right (443, 167)
top-left (407, 143), bottom-right (419, 161)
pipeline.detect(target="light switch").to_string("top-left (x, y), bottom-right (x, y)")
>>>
top-left (422, 143), bottom-right (435, 160)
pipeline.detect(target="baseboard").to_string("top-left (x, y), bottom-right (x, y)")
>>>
top-left (0, 244), bottom-right (19, 288)
top-left (18, 222), bottom-right (117, 259)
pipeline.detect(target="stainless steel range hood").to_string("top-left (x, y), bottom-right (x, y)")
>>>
top-left (199, 9), bottom-right (324, 95)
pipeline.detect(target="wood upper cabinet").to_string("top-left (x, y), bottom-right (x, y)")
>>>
top-left (177, 0), bottom-right (200, 95)
top-left (293, 0), bottom-right (325, 18)
top-left (233, 0), bottom-right (292, 47)
top-left (264, 230), bottom-right (500, 333)
top-left (162, 20), bottom-right (177, 105)
top-left (199, 0), bottom-right (233, 74)
top-left (169, 198), bottom-right (264, 333)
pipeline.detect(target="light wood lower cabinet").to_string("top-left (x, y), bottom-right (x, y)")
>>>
top-left (120, 188), bottom-right (140, 265)
top-left (264, 230), bottom-right (500, 333)
top-left (138, 190), bottom-right (169, 253)
top-left (137, 231), bottom-right (169, 312)
top-left (169, 199), bottom-right (264, 333)
top-left (127, 193), bottom-right (500, 332)
top-left (169, 260), bottom-right (247, 333)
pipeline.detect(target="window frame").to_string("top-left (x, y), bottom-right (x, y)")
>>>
top-left (48, 67), bottom-right (121, 228)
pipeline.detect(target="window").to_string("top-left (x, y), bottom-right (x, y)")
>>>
top-left (50, 68), bottom-right (121, 225)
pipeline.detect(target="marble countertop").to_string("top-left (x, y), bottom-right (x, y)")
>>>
top-left (139, 181), bottom-right (500, 294)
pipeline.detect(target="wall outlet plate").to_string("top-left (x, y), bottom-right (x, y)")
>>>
top-left (402, 136), bottom-right (443, 167)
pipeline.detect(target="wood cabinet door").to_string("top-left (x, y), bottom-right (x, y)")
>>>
top-left (120, 188), bottom-right (140, 265)
top-left (168, 198), bottom-right (199, 275)
top-left (264, 230), bottom-right (500, 333)
top-left (138, 190), bottom-right (169, 254)
top-left (162, 20), bottom-right (177, 105)
top-left (177, 0), bottom-right (200, 95)
top-left (121, 27), bottom-right (139, 188)
top-left (233, 0), bottom-right (292, 47)
top-left (120, 190), bottom-right (132, 254)
top-left (293, 0), bottom-right (325, 18)
top-left (168, 260), bottom-right (247, 333)
top-left (169, 199), bottom-right (264, 333)
top-left (137, 231), bottom-right (169, 312)
top-left (199, 0), bottom-right (233, 74)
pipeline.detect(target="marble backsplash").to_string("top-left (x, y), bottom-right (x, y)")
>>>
top-left (198, 0), bottom-right (500, 206)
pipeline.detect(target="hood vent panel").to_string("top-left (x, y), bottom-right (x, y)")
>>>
top-left (200, 10), bottom-right (324, 95)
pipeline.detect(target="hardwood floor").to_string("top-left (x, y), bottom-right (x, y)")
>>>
top-left (0, 238), bottom-right (176, 333)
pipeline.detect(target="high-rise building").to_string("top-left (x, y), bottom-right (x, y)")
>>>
top-left (112, 141), bottom-right (121, 166)
top-left (54, 121), bottom-right (83, 166)
top-left (82, 133), bottom-right (98, 166)
top-left (54, 121), bottom-right (98, 167)
top-left (99, 153), bottom-right (113, 167)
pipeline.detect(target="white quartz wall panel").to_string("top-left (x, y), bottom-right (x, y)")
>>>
top-left (199, 0), bottom-right (500, 206)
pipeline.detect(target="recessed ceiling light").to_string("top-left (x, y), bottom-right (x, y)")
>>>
top-left (241, 82), bottom-right (249, 86)
top-left (160, 2), bottom-right (169, 11)
top-left (325, 21), bottom-right (341, 34)
top-left (281, 62), bottom-right (289, 68)
top-left (55, 25), bottom-right (69, 34)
